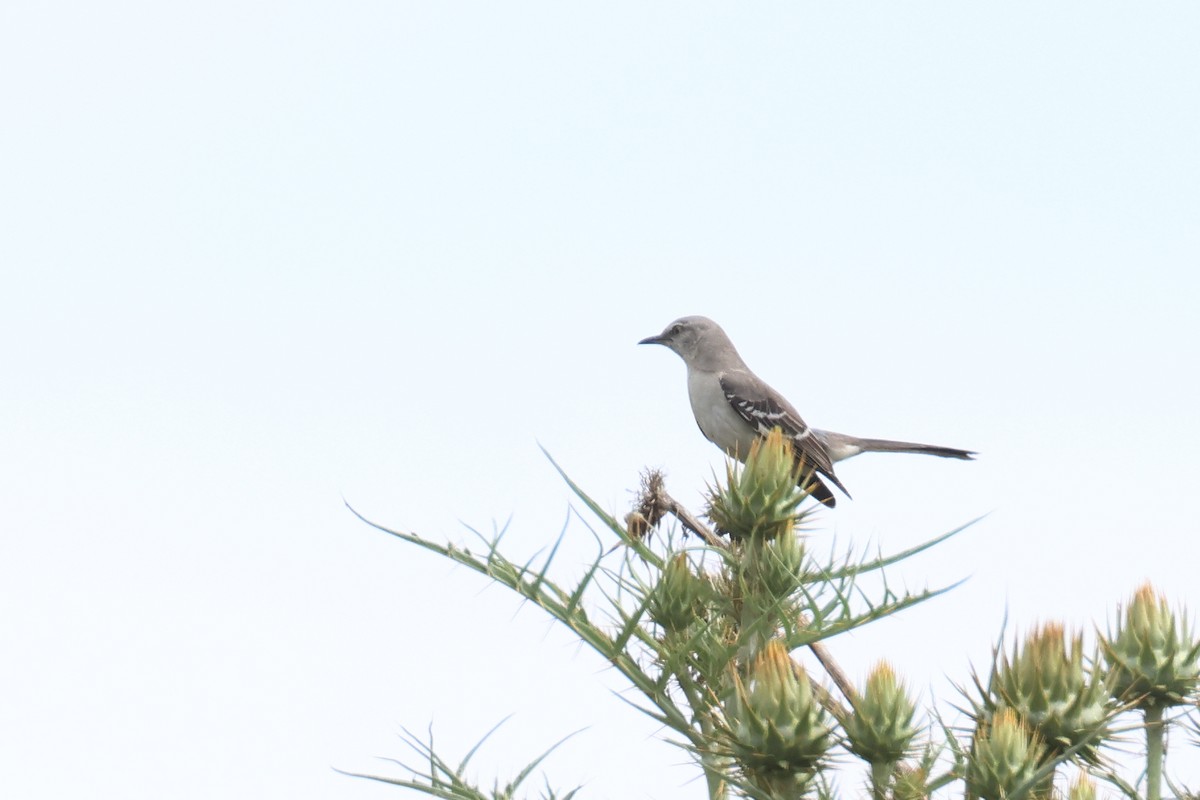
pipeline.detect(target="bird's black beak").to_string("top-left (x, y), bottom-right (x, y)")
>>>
top-left (638, 334), bottom-right (667, 346)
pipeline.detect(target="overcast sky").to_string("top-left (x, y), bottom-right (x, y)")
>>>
top-left (2, 3), bottom-right (1198, 798)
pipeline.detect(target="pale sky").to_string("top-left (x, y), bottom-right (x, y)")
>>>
top-left (2, 3), bottom-right (1198, 799)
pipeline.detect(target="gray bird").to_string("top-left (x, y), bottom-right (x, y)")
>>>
top-left (639, 315), bottom-right (974, 507)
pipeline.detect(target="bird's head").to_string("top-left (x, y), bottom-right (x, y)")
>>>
top-left (638, 316), bottom-right (734, 368)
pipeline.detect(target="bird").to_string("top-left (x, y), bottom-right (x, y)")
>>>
top-left (639, 315), bottom-right (974, 507)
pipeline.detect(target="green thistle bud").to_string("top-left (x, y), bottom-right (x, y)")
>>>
top-left (725, 640), bottom-right (834, 787)
top-left (691, 614), bottom-right (738, 687)
top-left (1103, 583), bottom-right (1200, 708)
top-left (744, 529), bottom-right (807, 600)
top-left (966, 708), bottom-right (1047, 800)
top-left (1067, 774), bottom-right (1097, 800)
top-left (843, 662), bottom-right (920, 765)
top-left (988, 623), bottom-right (1111, 762)
top-left (708, 429), bottom-right (809, 541)
top-left (648, 554), bottom-right (706, 634)
top-left (891, 763), bottom-right (929, 800)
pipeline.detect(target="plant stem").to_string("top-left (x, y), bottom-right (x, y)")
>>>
top-left (807, 636), bottom-right (857, 708)
top-left (673, 666), bottom-right (727, 800)
top-left (1145, 703), bottom-right (1164, 800)
top-left (869, 760), bottom-right (893, 800)
top-left (702, 746), bottom-right (727, 800)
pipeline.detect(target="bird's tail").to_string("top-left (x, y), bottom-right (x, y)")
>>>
top-left (814, 429), bottom-right (975, 462)
top-left (848, 437), bottom-right (975, 460)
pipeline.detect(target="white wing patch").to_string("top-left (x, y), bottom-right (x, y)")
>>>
top-left (726, 394), bottom-right (813, 441)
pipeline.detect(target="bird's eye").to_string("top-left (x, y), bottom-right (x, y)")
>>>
top-left (670, 324), bottom-right (683, 336)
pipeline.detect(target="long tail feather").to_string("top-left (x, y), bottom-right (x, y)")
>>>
top-left (853, 438), bottom-right (976, 460)
top-left (815, 429), bottom-right (976, 463)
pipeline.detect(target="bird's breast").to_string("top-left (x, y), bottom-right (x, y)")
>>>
top-left (686, 370), bottom-right (759, 460)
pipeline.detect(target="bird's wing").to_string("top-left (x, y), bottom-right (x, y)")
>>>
top-left (718, 372), bottom-right (844, 489)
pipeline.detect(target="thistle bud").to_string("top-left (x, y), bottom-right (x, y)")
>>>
top-left (966, 708), bottom-right (1046, 800)
top-left (843, 662), bottom-right (920, 765)
top-left (1067, 774), bottom-right (1097, 800)
top-left (707, 429), bottom-right (808, 541)
top-left (724, 640), bottom-right (833, 790)
top-left (648, 554), bottom-right (706, 634)
top-left (891, 763), bottom-right (929, 800)
top-left (988, 623), bottom-right (1110, 762)
top-left (744, 529), bottom-right (807, 600)
top-left (692, 614), bottom-right (738, 686)
top-left (1103, 583), bottom-right (1200, 708)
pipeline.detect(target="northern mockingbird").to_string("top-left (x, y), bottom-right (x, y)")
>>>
top-left (640, 315), bottom-right (974, 507)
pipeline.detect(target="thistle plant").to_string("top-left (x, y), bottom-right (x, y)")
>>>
top-left (346, 435), bottom-right (1197, 799)
top-left (841, 662), bottom-right (920, 799)
top-left (649, 553), bottom-right (712, 635)
top-left (973, 623), bottom-right (1113, 770)
top-left (1104, 583), bottom-right (1200, 707)
top-left (722, 641), bottom-right (835, 797)
top-left (1102, 583), bottom-right (1200, 800)
top-left (740, 526), bottom-right (807, 603)
top-left (965, 708), bottom-right (1047, 800)
top-left (891, 762), bottom-right (931, 800)
top-left (1067, 773), bottom-right (1098, 800)
top-left (707, 429), bottom-right (810, 542)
